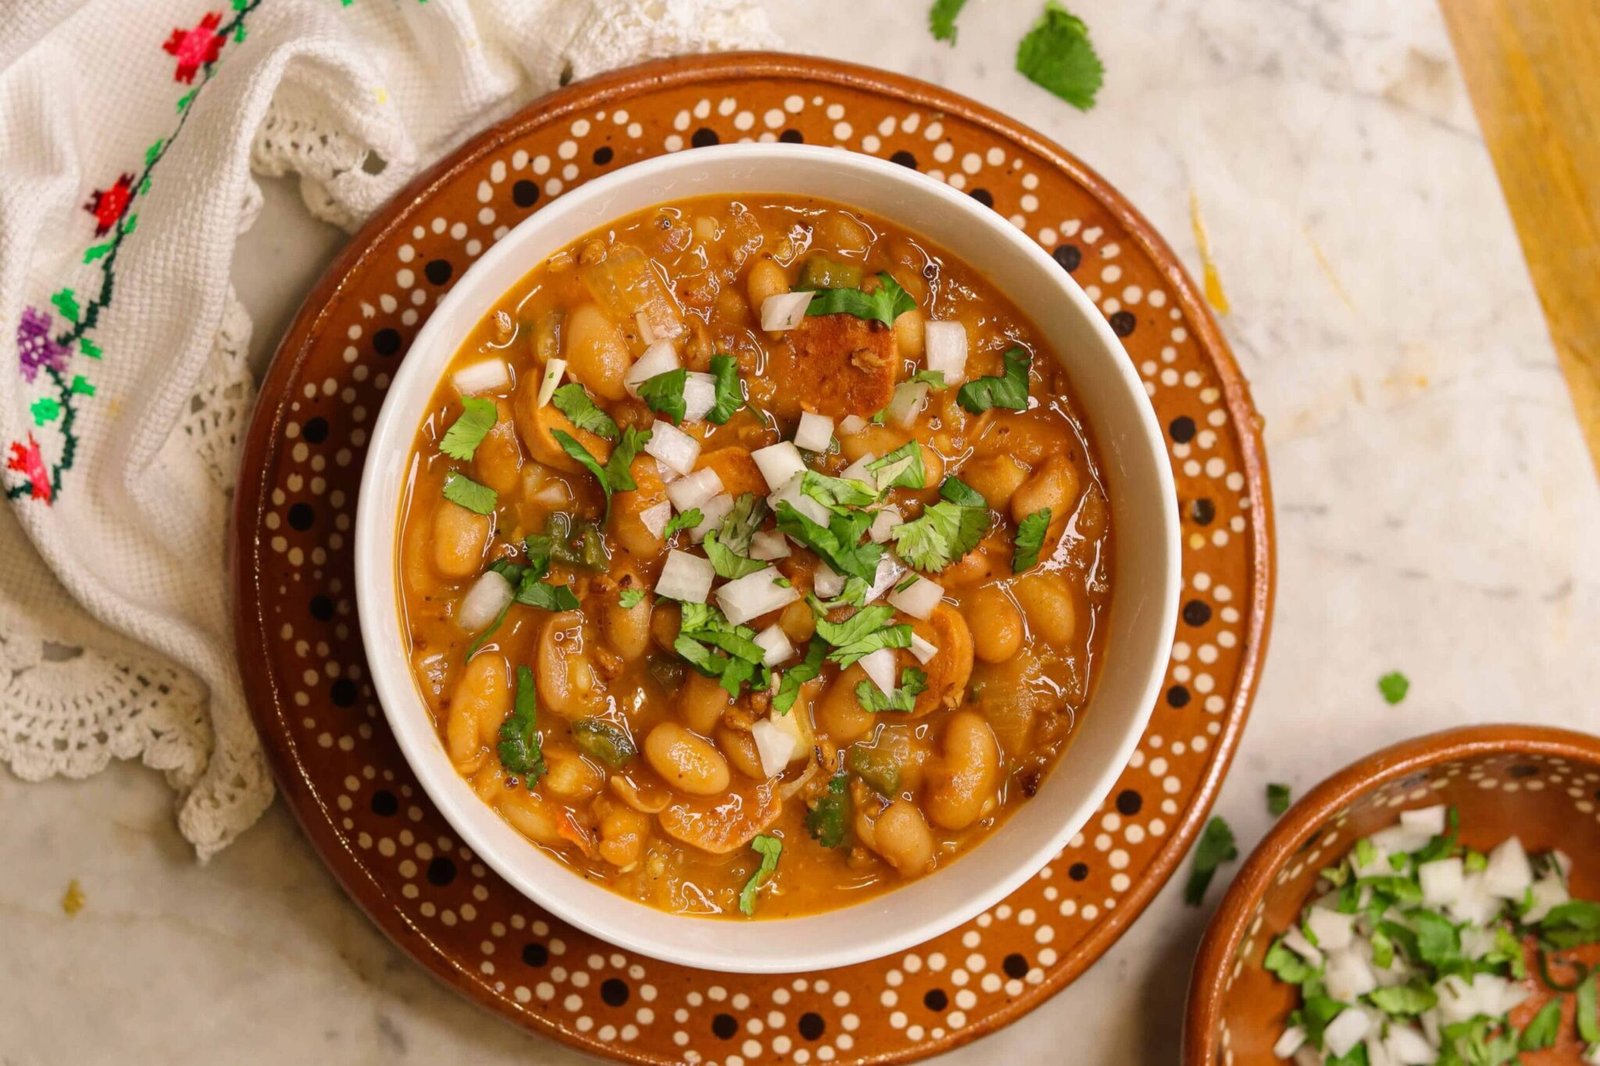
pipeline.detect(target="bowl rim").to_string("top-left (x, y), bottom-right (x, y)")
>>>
top-left (352, 140), bottom-right (1180, 971)
top-left (1182, 723), bottom-right (1600, 1063)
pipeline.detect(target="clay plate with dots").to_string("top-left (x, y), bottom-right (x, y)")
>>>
top-left (232, 53), bottom-right (1275, 1065)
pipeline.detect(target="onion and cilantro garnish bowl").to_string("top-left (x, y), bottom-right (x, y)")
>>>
top-left (1186, 725), bottom-right (1600, 1064)
top-left (355, 144), bottom-right (1178, 972)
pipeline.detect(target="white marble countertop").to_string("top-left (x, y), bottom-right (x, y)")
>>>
top-left (6, 2), bottom-right (1600, 1063)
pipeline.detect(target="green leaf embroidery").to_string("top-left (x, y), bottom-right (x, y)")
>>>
top-left (78, 338), bottom-right (102, 359)
top-left (82, 242), bottom-right (114, 264)
top-left (30, 398), bottom-right (61, 425)
top-left (69, 375), bottom-right (95, 397)
top-left (49, 289), bottom-right (80, 323)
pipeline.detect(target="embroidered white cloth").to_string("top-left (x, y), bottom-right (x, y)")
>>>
top-left (0, 0), bottom-right (773, 858)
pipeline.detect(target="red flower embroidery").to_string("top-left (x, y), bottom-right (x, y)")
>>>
top-left (7, 435), bottom-right (52, 503)
top-left (85, 174), bottom-right (135, 236)
top-left (162, 12), bottom-right (224, 84)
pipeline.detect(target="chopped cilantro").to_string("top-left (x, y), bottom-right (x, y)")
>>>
top-left (551, 383), bottom-right (619, 440)
top-left (939, 477), bottom-right (987, 508)
top-left (571, 718), bottom-right (637, 767)
top-left (867, 441), bottom-right (925, 491)
top-left (497, 665), bottom-right (546, 780)
top-left (1266, 782), bottom-right (1292, 817)
top-left (552, 425), bottom-right (650, 517)
top-left (618, 588), bottom-right (645, 609)
top-left (511, 568), bottom-right (580, 612)
top-left (1367, 981), bottom-right (1437, 1017)
top-left (1262, 939), bottom-right (1317, 984)
top-left (707, 353), bottom-right (742, 424)
top-left (1183, 816), bottom-right (1237, 906)
top-left (662, 508), bottom-right (702, 539)
top-left (703, 529), bottom-right (766, 580)
top-left (889, 479), bottom-right (990, 571)
top-left (1011, 507), bottom-right (1051, 571)
top-left (637, 369), bottom-right (688, 423)
top-left (439, 396), bottom-right (498, 460)
top-left (814, 604), bottom-right (913, 667)
top-left (1580, 971), bottom-right (1600, 1044)
top-left (675, 602), bottom-right (768, 697)
top-left (800, 469), bottom-right (879, 510)
top-left (956, 347), bottom-right (1031, 413)
top-left (738, 834), bottom-right (782, 916)
top-left (1378, 671), bottom-right (1410, 705)
top-left (1519, 999), bottom-right (1562, 1051)
top-left (716, 493), bottom-right (768, 553)
top-left (806, 772), bottom-right (851, 848)
top-left (910, 369), bottom-right (948, 389)
top-left (442, 470), bottom-right (497, 515)
top-left (805, 272), bottom-right (916, 328)
top-left (773, 639), bottom-right (826, 714)
top-left (774, 502), bottom-right (883, 582)
top-left (1542, 901), bottom-right (1600, 949)
top-left (855, 667), bottom-right (927, 713)
top-left (1015, 2), bottom-right (1104, 112)
top-left (929, 0), bottom-right (966, 43)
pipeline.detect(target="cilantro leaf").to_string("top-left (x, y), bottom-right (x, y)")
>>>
top-left (929, 0), bottom-right (966, 42)
top-left (774, 502), bottom-right (883, 582)
top-left (1183, 816), bottom-right (1237, 905)
top-left (571, 717), bottom-right (637, 767)
top-left (637, 369), bottom-right (688, 424)
top-left (814, 604), bottom-right (913, 667)
top-left (1012, 507), bottom-right (1051, 571)
top-left (889, 482), bottom-right (990, 572)
top-left (1367, 981), bottom-right (1437, 1017)
top-left (618, 588), bottom-right (645, 609)
top-left (662, 508), bottom-right (702, 539)
top-left (806, 772), bottom-right (852, 847)
top-left (956, 347), bottom-right (1031, 413)
top-left (1378, 671), bottom-right (1410, 705)
top-left (939, 477), bottom-right (987, 508)
top-left (1015, 2), bottom-right (1104, 112)
top-left (1262, 939), bottom-right (1318, 985)
top-left (867, 441), bottom-right (925, 491)
top-left (805, 272), bottom-right (916, 328)
top-left (773, 639), bottom-right (826, 714)
top-left (512, 570), bottom-right (580, 612)
top-left (1266, 782), bottom-right (1292, 817)
top-left (738, 834), bottom-right (782, 916)
top-left (703, 529), bottom-right (766, 580)
top-left (707, 353), bottom-right (742, 424)
top-left (1541, 901), bottom-right (1600, 949)
top-left (855, 667), bottom-right (927, 713)
top-left (439, 396), bottom-right (498, 460)
top-left (911, 370), bottom-right (948, 389)
top-left (676, 602), bottom-right (769, 697)
top-left (552, 383), bottom-right (619, 440)
top-left (1519, 999), bottom-right (1562, 1051)
top-left (442, 470), bottom-right (497, 515)
top-left (718, 493), bottom-right (769, 553)
top-left (801, 469), bottom-right (879, 510)
top-left (553, 426), bottom-right (650, 517)
top-left (497, 665), bottom-right (546, 780)
top-left (1579, 971), bottom-right (1599, 1043)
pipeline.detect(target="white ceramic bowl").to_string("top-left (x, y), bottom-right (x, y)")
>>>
top-left (355, 143), bottom-right (1180, 973)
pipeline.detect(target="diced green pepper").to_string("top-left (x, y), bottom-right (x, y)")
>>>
top-left (571, 718), bottom-right (637, 767)
top-left (847, 743), bottom-right (902, 797)
top-left (796, 255), bottom-right (864, 292)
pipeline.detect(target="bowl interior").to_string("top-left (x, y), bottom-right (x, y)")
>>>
top-left (355, 143), bottom-right (1179, 972)
top-left (1200, 745), bottom-right (1600, 1063)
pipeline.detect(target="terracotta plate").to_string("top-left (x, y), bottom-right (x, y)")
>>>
top-left (232, 53), bottom-right (1274, 1065)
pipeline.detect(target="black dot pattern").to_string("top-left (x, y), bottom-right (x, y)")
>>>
top-left (1002, 953), bottom-right (1030, 979)
top-left (286, 502), bottom-right (314, 531)
top-left (373, 328), bottom-right (401, 356)
top-left (512, 180), bottom-right (539, 208)
top-left (1190, 497), bottom-right (1216, 526)
top-left (300, 416), bottom-right (329, 443)
top-left (779, 129), bottom-right (803, 143)
top-left (600, 978), bottom-right (629, 1006)
top-left (711, 1014), bottom-right (737, 1039)
top-left (1169, 415), bottom-right (1196, 443)
top-left (426, 857), bottom-right (456, 886)
top-left (1116, 789), bottom-right (1143, 815)
top-left (1183, 599), bottom-right (1213, 627)
top-left (1167, 684), bottom-right (1191, 708)
top-left (1508, 764), bottom-right (1538, 779)
top-left (592, 145), bottom-right (614, 166)
top-left (370, 790), bottom-right (398, 817)
top-left (969, 188), bottom-right (994, 208)
top-left (690, 127), bottom-right (720, 148)
top-left (1052, 244), bottom-right (1082, 272)
top-left (1068, 862), bottom-right (1089, 881)
top-left (1109, 310), bottom-right (1136, 337)
top-left (424, 259), bottom-right (452, 286)
top-left (798, 1013), bottom-right (826, 1041)
top-left (521, 942), bottom-right (549, 968)
top-left (889, 150), bottom-right (917, 168)
top-left (923, 988), bottom-right (948, 1011)
top-left (309, 595), bottom-right (335, 621)
top-left (330, 678), bottom-right (358, 707)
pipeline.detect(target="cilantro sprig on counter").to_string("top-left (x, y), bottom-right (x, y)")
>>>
top-left (929, 0), bottom-right (966, 42)
top-left (1183, 816), bottom-right (1238, 906)
top-left (1016, 3), bottom-right (1105, 111)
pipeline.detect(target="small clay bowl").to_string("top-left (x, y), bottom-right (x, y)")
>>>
top-left (1184, 725), bottom-right (1600, 1064)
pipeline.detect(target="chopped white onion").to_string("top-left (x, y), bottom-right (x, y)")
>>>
top-left (859, 648), bottom-right (897, 696)
top-left (457, 570), bottom-right (514, 631)
top-left (536, 358), bottom-right (567, 407)
top-left (714, 567), bottom-right (799, 626)
top-left (1383, 1024), bottom-right (1434, 1066)
top-left (751, 719), bottom-right (798, 778)
top-left (890, 576), bottom-right (945, 620)
top-left (1399, 805), bottom-right (1447, 838)
top-left (865, 556), bottom-right (906, 604)
top-left (754, 624), bottom-right (796, 667)
top-left (752, 441), bottom-right (808, 493)
top-left (624, 340), bottom-right (681, 395)
top-left (1482, 837), bottom-right (1533, 899)
top-left (794, 411), bottom-right (835, 452)
top-left (452, 358), bottom-right (510, 396)
top-left (1322, 1009), bottom-right (1369, 1059)
top-left (884, 381), bottom-right (929, 428)
top-left (652, 455), bottom-right (680, 483)
top-left (812, 563), bottom-right (845, 599)
top-left (869, 506), bottom-right (903, 544)
top-left (748, 529), bottom-right (791, 561)
top-left (924, 320), bottom-right (969, 383)
top-left (1351, 841), bottom-right (1395, 879)
top-left (681, 372), bottom-right (717, 422)
top-left (1282, 926), bottom-right (1323, 966)
top-left (656, 550), bottom-right (715, 603)
top-left (644, 419), bottom-right (702, 476)
top-left (639, 500), bottom-right (673, 540)
top-left (1418, 858), bottom-right (1464, 907)
top-left (531, 483), bottom-right (570, 508)
top-left (838, 414), bottom-right (868, 435)
top-left (1272, 1026), bottom-right (1307, 1061)
top-left (1323, 949), bottom-right (1376, 1002)
top-left (1523, 874), bottom-right (1570, 923)
top-left (1434, 975), bottom-right (1480, 1026)
top-left (1369, 825), bottom-right (1431, 857)
top-left (689, 494), bottom-right (735, 543)
top-left (760, 290), bottom-right (815, 331)
top-left (872, 454), bottom-right (917, 492)
top-left (666, 468), bottom-right (725, 513)
top-left (768, 472), bottom-right (832, 527)
top-left (1584, 1042), bottom-right (1600, 1066)
top-left (1306, 907), bottom-right (1355, 952)
top-left (839, 452), bottom-right (877, 484)
top-left (910, 634), bottom-right (939, 664)
top-left (1448, 872), bottom-right (1501, 926)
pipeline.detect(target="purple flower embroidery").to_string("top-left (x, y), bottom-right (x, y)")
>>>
top-left (17, 306), bottom-right (69, 384)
